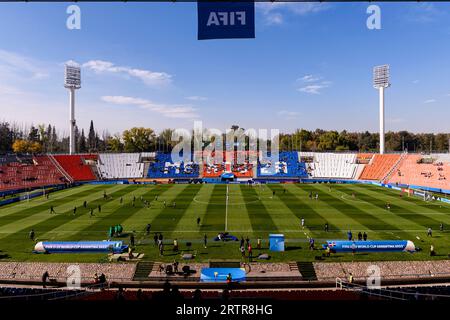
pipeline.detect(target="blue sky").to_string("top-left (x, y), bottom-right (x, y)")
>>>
top-left (1, 2), bottom-right (450, 136)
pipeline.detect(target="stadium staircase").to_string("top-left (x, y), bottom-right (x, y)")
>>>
top-left (89, 164), bottom-right (101, 180)
top-left (296, 262), bottom-right (318, 281)
top-left (48, 154), bottom-right (74, 184)
top-left (381, 152), bottom-right (407, 183)
top-left (132, 261), bottom-right (154, 281)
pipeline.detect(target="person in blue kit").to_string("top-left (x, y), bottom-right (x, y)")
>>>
top-left (347, 230), bottom-right (353, 241)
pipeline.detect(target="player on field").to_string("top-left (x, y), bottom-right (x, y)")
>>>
top-left (49, 206), bottom-right (55, 214)
top-left (197, 217), bottom-right (201, 226)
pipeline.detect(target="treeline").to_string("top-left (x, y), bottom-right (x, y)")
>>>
top-left (0, 121), bottom-right (448, 154)
top-left (278, 129), bottom-right (449, 153)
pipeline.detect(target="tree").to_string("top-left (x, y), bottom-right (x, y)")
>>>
top-left (79, 129), bottom-right (87, 153)
top-left (45, 124), bottom-right (52, 152)
top-left (122, 127), bottom-right (156, 152)
top-left (74, 125), bottom-right (80, 153)
top-left (317, 131), bottom-right (339, 151)
top-left (29, 141), bottom-right (42, 153)
top-left (28, 126), bottom-right (39, 142)
top-left (0, 122), bottom-right (13, 153)
top-left (87, 120), bottom-right (96, 151)
top-left (12, 139), bottom-right (42, 153)
top-left (159, 128), bottom-right (174, 152)
top-left (12, 139), bottom-right (29, 153)
top-left (107, 134), bottom-right (124, 152)
top-left (435, 133), bottom-right (449, 152)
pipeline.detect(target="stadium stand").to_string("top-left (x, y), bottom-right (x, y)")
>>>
top-left (97, 153), bottom-right (144, 179)
top-left (148, 153), bottom-right (199, 178)
top-left (202, 151), bottom-right (254, 178)
top-left (0, 155), bottom-right (67, 191)
top-left (300, 152), bottom-right (359, 179)
top-left (359, 154), bottom-right (401, 181)
top-left (388, 154), bottom-right (449, 190)
top-left (52, 155), bottom-right (96, 181)
top-left (356, 153), bottom-right (374, 164)
top-left (258, 152), bottom-right (307, 178)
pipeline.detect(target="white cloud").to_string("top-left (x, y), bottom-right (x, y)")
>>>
top-left (424, 99), bottom-right (436, 104)
top-left (265, 13), bottom-right (283, 25)
top-left (407, 3), bottom-right (445, 24)
top-left (296, 74), bottom-right (330, 94)
top-left (0, 49), bottom-right (49, 80)
top-left (83, 60), bottom-right (172, 87)
top-left (185, 96), bottom-right (208, 101)
top-left (298, 74), bottom-right (321, 83)
top-left (101, 95), bottom-right (198, 119)
top-left (277, 110), bottom-right (300, 120)
top-left (297, 84), bottom-right (329, 95)
top-left (258, 2), bottom-right (331, 25)
top-left (65, 60), bottom-right (80, 67)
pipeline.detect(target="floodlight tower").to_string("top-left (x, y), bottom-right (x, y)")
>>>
top-left (64, 64), bottom-right (81, 155)
top-left (373, 65), bottom-right (390, 154)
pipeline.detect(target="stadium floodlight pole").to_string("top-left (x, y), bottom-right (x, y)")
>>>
top-left (64, 64), bottom-right (81, 155)
top-left (373, 65), bottom-right (390, 154)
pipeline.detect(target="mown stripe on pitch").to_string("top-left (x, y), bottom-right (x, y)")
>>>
top-left (200, 184), bottom-right (226, 232)
top-left (7, 186), bottom-right (138, 237)
top-left (0, 185), bottom-right (131, 253)
top-left (67, 186), bottom-right (164, 239)
top-left (349, 184), bottom-right (448, 228)
top-left (241, 184), bottom-right (278, 232)
top-left (172, 184), bottom-right (215, 235)
top-left (113, 184), bottom-right (178, 234)
top-left (151, 184), bottom-right (203, 233)
top-left (363, 184), bottom-right (450, 215)
top-left (0, 185), bottom-right (114, 228)
top-left (0, 184), bottom-right (108, 221)
top-left (267, 184), bottom-right (338, 231)
top-left (0, 184), bottom-right (100, 216)
top-left (307, 185), bottom-right (403, 232)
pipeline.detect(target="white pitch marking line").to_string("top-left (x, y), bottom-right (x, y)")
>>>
top-left (225, 184), bottom-right (229, 232)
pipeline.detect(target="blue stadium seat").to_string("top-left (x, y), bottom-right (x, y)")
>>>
top-left (147, 153), bottom-right (200, 179)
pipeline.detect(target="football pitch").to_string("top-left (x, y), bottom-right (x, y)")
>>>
top-left (0, 183), bottom-right (449, 263)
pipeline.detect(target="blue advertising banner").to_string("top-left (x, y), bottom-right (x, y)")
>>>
top-left (197, 1), bottom-right (255, 40)
top-left (34, 241), bottom-right (128, 254)
top-left (322, 240), bottom-right (416, 253)
top-left (200, 268), bottom-right (246, 282)
top-left (269, 234), bottom-right (285, 251)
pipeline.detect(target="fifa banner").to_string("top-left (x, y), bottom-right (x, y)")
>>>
top-left (323, 240), bottom-right (416, 253)
top-left (201, 268), bottom-right (246, 282)
top-left (197, 1), bottom-right (255, 40)
top-left (34, 241), bottom-right (128, 254)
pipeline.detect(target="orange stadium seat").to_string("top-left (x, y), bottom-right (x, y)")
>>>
top-left (389, 154), bottom-right (450, 190)
top-left (53, 154), bottom-right (96, 181)
top-left (0, 155), bottom-right (67, 191)
top-left (359, 154), bottom-right (401, 181)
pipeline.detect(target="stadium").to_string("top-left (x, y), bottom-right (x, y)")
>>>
top-left (0, 0), bottom-right (449, 312)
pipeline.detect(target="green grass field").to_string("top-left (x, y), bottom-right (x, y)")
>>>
top-left (0, 183), bottom-right (449, 263)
